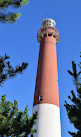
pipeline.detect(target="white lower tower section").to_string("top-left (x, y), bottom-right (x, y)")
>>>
top-left (31, 104), bottom-right (61, 137)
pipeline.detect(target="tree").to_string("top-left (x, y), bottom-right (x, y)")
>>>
top-left (0, 54), bottom-right (28, 86)
top-left (0, 94), bottom-right (38, 137)
top-left (0, 0), bottom-right (29, 23)
top-left (64, 53), bottom-right (81, 137)
top-left (0, 55), bottom-right (38, 136)
top-left (0, 1), bottom-right (37, 135)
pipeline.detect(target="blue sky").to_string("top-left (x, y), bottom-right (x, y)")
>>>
top-left (0, 0), bottom-right (81, 136)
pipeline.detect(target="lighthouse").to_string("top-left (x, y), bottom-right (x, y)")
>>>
top-left (31, 18), bottom-right (61, 137)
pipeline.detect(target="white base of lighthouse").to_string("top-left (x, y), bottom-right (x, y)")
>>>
top-left (31, 104), bottom-right (61, 137)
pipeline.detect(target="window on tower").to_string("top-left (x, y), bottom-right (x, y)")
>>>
top-left (39, 95), bottom-right (43, 101)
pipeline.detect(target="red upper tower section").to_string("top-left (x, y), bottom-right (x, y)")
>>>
top-left (33, 18), bottom-right (59, 107)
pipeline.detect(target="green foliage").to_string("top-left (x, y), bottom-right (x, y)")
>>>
top-left (0, 54), bottom-right (28, 86)
top-left (0, 0), bottom-right (29, 23)
top-left (0, 54), bottom-right (38, 136)
top-left (64, 53), bottom-right (81, 137)
top-left (0, 94), bottom-right (38, 136)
